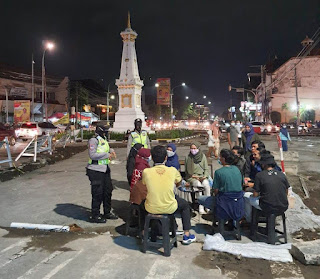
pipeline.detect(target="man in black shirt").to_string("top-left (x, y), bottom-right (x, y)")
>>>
top-left (244, 153), bottom-right (289, 221)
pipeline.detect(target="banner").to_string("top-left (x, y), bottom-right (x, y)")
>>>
top-left (53, 113), bottom-right (70, 125)
top-left (14, 100), bottom-right (30, 123)
top-left (156, 78), bottom-right (171, 105)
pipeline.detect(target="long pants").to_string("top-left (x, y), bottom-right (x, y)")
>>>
top-left (230, 140), bottom-right (239, 149)
top-left (87, 168), bottom-right (113, 217)
top-left (282, 140), bottom-right (288, 151)
top-left (198, 195), bottom-right (215, 211)
top-left (244, 192), bottom-right (262, 222)
top-left (140, 196), bottom-right (191, 231)
top-left (192, 179), bottom-right (211, 212)
top-left (238, 137), bottom-right (242, 147)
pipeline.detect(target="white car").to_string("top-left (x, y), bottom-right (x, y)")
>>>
top-left (18, 122), bottom-right (59, 140)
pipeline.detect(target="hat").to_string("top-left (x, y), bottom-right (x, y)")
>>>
top-left (134, 118), bottom-right (142, 124)
top-left (95, 125), bottom-right (108, 133)
top-left (259, 153), bottom-right (276, 166)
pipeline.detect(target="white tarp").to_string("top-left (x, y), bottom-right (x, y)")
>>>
top-left (286, 193), bottom-right (320, 233)
top-left (203, 233), bottom-right (293, 263)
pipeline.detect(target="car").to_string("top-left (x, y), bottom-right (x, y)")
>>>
top-left (0, 123), bottom-right (18, 146)
top-left (18, 122), bottom-right (59, 140)
top-left (250, 121), bottom-right (267, 134)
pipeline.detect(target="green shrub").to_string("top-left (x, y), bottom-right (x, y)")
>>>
top-left (109, 132), bottom-right (125, 141)
top-left (82, 130), bottom-right (95, 139)
top-left (155, 129), bottom-right (193, 139)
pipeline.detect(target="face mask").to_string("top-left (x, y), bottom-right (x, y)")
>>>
top-left (147, 156), bottom-right (152, 163)
top-left (231, 123), bottom-right (235, 126)
top-left (217, 159), bottom-right (222, 165)
top-left (190, 149), bottom-right (199, 155)
top-left (167, 150), bottom-right (175, 157)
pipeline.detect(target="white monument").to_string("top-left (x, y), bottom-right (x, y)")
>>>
top-left (112, 13), bottom-right (149, 132)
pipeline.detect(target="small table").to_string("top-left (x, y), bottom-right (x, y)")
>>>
top-left (178, 186), bottom-right (205, 210)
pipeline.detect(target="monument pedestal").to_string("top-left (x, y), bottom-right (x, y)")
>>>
top-left (112, 109), bottom-right (149, 132)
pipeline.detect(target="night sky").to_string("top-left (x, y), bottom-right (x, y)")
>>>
top-left (1, 0), bottom-right (319, 113)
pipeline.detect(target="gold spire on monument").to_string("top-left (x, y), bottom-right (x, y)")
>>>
top-left (127, 11), bottom-right (131, 29)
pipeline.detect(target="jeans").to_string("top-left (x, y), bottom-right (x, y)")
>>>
top-left (244, 192), bottom-right (261, 222)
top-left (282, 140), bottom-right (288, 151)
top-left (197, 195), bottom-right (215, 211)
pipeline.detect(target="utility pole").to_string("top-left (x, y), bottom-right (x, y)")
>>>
top-left (75, 82), bottom-right (79, 129)
top-left (295, 68), bottom-right (300, 132)
top-left (5, 87), bottom-right (9, 124)
top-left (31, 54), bottom-right (35, 121)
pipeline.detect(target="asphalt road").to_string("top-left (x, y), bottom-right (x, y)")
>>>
top-left (1, 136), bottom-right (320, 278)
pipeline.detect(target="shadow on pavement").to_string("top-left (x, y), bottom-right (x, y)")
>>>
top-left (112, 199), bottom-right (131, 222)
top-left (54, 203), bottom-right (91, 221)
top-left (112, 180), bottom-right (130, 191)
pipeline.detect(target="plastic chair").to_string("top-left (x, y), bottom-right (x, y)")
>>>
top-left (142, 214), bottom-right (177, 257)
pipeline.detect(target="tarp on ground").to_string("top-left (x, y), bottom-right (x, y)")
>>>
top-left (203, 233), bottom-right (293, 263)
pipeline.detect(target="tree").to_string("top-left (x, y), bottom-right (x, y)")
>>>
top-left (281, 103), bottom-right (289, 123)
top-left (181, 104), bottom-right (198, 120)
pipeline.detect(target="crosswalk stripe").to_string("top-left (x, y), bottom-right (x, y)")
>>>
top-left (0, 247), bottom-right (33, 269)
top-left (17, 250), bottom-right (63, 279)
top-left (81, 253), bottom-right (129, 279)
top-left (0, 240), bottom-right (27, 254)
top-left (145, 259), bottom-right (180, 279)
top-left (42, 249), bottom-right (84, 279)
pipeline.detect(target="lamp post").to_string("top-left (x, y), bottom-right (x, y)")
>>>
top-left (170, 82), bottom-right (186, 122)
top-left (106, 82), bottom-right (114, 124)
top-left (42, 41), bottom-right (54, 121)
top-left (31, 55), bottom-right (35, 121)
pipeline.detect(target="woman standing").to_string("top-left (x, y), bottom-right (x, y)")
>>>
top-left (279, 124), bottom-right (291, 151)
top-left (206, 129), bottom-right (215, 158)
top-left (185, 142), bottom-right (210, 214)
top-left (241, 123), bottom-right (260, 158)
top-left (165, 143), bottom-right (180, 170)
top-left (130, 148), bottom-right (151, 192)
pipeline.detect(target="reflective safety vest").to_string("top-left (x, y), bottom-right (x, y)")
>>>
top-left (88, 136), bottom-right (110, 165)
top-left (131, 130), bottom-right (148, 148)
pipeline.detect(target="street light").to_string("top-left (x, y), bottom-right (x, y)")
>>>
top-left (203, 95), bottom-right (206, 99)
top-left (155, 83), bottom-right (159, 87)
top-left (185, 96), bottom-right (189, 99)
top-left (42, 41), bottom-right (55, 121)
top-left (106, 82), bottom-right (114, 124)
top-left (170, 82), bottom-right (186, 122)
top-left (208, 101), bottom-right (211, 105)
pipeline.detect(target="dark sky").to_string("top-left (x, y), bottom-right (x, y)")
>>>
top-left (1, 0), bottom-right (320, 113)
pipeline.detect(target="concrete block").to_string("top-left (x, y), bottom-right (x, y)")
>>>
top-left (291, 240), bottom-right (320, 265)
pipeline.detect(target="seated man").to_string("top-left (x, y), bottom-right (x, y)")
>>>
top-left (142, 145), bottom-right (196, 245)
top-left (198, 149), bottom-right (244, 222)
top-left (244, 153), bottom-right (290, 222)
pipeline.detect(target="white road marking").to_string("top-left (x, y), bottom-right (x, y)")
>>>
top-left (17, 250), bottom-right (63, 279)
top-left (0, 240), bottom-right (27, 254)
top-left (145, 259), bottom-right (180, 279)
top-left (270, 262), bottom-right (305, 279)
top-left (0, 247), bottom-right (33, 269)
top-left (43, 249), bottom-right (84, 279)
top-left (81, 253), bottom-right (129, 279)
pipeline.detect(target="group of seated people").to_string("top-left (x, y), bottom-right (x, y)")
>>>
top-left (126, 139), bottom-right (290, 245)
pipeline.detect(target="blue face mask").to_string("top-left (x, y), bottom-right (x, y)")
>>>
top-left (217, 159), bottom-right (222, 165)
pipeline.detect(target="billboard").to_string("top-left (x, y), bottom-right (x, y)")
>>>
top-left (156, 78), bottom-right (171, 106)
top-left (14, 100), bottom-right (30, 123)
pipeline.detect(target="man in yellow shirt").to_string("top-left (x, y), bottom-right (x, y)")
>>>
top-left (142, 145), bottom-right (196, 245)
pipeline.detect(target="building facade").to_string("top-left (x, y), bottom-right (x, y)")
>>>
top-left (0, 64), bottom-right (69, 123)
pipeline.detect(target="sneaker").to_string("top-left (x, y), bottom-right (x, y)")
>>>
top-left (104, 212), bottom-right (119, 220)
top-left (199, 205), bottom-right (205, 214)
top-left (89, 215), bottom-right (106, 223)
top-left (182, 234), bottom-right (196, 245)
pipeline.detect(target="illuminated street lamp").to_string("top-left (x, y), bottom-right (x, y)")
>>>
top-left (208, 101), bottom-right (211, 105)
top-left (203, 95), bottom-right (206, 99)
top-left (155, 83), bottom-right (159, 87)
top-left (171, 82), bottom-right (186, 121)
top-left (185, 96), bottom-right (189, 99)
top-left (42, 41), bottom-right (55, 121)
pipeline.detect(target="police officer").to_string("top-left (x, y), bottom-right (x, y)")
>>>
top-left (86, 125), bottom-right (118, 223)
top-left (127, 118), bottom-right (151, 156)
